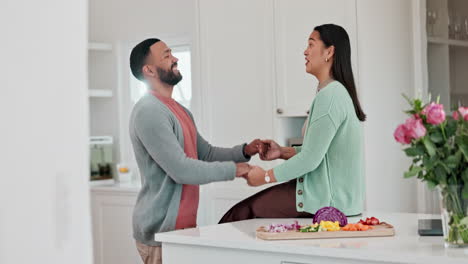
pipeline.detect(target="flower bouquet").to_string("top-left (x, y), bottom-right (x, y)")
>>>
top-left (394, 96), bottom-right (468, 247)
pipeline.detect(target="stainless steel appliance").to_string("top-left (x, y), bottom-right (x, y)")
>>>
top-left (287, 137), bottom-right (303, 147)
top-left (90, 136), bottom-right (115, 181)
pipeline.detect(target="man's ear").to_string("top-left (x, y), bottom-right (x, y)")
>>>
top-left (142, 65), bottom-right (154, 78)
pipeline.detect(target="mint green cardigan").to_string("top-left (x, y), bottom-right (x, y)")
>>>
top-left (273, 81), bottom-right (365, 216)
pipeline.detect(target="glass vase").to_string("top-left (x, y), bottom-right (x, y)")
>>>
top-left (438, 185), bottom-right (468, 248)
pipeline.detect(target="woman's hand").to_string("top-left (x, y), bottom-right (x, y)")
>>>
top-left (259, 140), bottom-right (282, 160)
top-left (246, 166), bottom-right (277, 187)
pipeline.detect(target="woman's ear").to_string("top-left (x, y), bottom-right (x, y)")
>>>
top-left (327, 45), bottom-right (335, 59)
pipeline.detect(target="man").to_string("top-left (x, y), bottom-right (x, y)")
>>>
top-left (129, 38), bottom-right (262, 264)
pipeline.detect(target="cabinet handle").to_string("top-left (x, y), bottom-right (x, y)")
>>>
top-left (306, 110), bottom-right (310, 114)
top-left (277, 108), bottom-right (283, 114)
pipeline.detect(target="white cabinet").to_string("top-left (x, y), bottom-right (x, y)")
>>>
top-left (88, 42), bottom-right (121, 181)
top-left (196, 0), bottom-right (278, 226)
top-left (273, 0), bottom-right (358, 117)
top-left (91, 186), bottom-right (140, 264)
top-left (88, 42), bottom-right (115, 98)
top-left (423, 0), bottom-right (468, 108)
top-left (197, 0), bottom-right (275, 146)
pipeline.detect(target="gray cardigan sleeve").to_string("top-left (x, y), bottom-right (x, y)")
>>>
top-left (196, 133), bottom-right (250, 163)
top-left (133, 106), bottom-right (236, 185)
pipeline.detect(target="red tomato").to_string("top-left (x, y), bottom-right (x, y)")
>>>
top-left (359, 217), bottom-right (380, 225)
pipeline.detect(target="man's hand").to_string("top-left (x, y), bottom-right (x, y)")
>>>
top-left (259, 139), bottom-right (282, 160)
top-left (244, 139), bottom-right (266, 157)
top-left (235, 163), bottom-right (252, 178)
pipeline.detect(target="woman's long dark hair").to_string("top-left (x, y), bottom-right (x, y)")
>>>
top-left (314, 24), bottom-right (366, 122)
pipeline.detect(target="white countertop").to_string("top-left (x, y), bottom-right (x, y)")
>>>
top-left (89, 180), bottom-right (141, 193)
top-left (154, 212), bottom-right (468, 264)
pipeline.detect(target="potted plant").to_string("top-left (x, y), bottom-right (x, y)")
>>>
top-left (394, 96), bottom-right (468, 247)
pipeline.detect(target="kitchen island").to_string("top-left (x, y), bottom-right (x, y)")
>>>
top-left (154, 212), bottom-right (468, 264)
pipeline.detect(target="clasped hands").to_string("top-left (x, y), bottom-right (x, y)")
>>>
top-left (235, 139), bottom-right (283, 187)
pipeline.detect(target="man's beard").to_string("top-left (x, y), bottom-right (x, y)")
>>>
top-left (157, 63), bottom-right (183, 86)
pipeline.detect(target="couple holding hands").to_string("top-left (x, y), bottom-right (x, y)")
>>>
top-left (233, 138), bottom-right (289, 186)
top-left (129, 24), bottom-right (366, 264)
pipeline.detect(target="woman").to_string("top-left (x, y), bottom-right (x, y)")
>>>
top-left (219, 24), bottom-right (366, 223)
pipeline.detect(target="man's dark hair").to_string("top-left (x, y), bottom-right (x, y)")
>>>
top-left (130, 38), bottom-right (160, 81)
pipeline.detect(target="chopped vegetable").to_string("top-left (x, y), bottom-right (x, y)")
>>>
top-left (313, 206), bottom-right (348, 226)
top-left (299, 221), bottom-right (341, 232)
top-left (267, 220), bottom-right (300, 233)
top-left (319, 221), bottom-right (341, 231)
top-left (299, 223), bottom-right (320, 232)
top-left (358, 216), bottom-right (380, 226)
top-left (342, 223), bottom-right (374, 231)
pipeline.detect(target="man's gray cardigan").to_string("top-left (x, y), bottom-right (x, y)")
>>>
top-left (130, 93), bottom-right (249, 246)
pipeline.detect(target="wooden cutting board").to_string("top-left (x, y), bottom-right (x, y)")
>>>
top-left (256, 222), bottom-right (395, 240)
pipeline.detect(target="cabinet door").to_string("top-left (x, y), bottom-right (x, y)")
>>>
top-left (197, 0), bottom-right (275, 146)
top-left (91, 191), bottom-right (140, 264)
top-left (274, 0), bottom-right (358, 117)
top-left (196, 0), bottom-right (277, 225)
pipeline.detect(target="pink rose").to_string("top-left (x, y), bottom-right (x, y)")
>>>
top-left (423, 102), bottom-right (446, 125)
top-left (453, 106), bottom-right (468, 121)
top-left (394, 117), bottom-right (426, 144)
top-left (394, 124), bottom-right (411, 144)
top-left (405, 117), bottom-right (427, 139)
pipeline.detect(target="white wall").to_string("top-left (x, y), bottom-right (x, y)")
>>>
top-left (357, 0), bottom-right (418, 213)
top-left (89, 0), bottom-right (195, 43)
top-left (0, 1), bottom-right (92, 264)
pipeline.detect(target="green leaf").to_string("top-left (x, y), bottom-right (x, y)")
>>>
top-left (446, 152), bottom-right (462, 169)
top-left (460, 217), bottom-right (468, 227)
top-left (422, 155), bottom-right (436, 170)
top-left (414, 99), bottom-right (423, 112)
top-left (402, 93), bottom-right (413, 107)
top-left (463, 185), bottom-right (468, 199)
top-left (430, 132), bottom-right (444, 144)
top-left (404, 146), bottom-right (425, 157)
top-left (404, 166), bottom-right (423, 178)
top-left (438, 161), bottom-right (451, 174)
top-left (417, 171), bottom-right (424, 179)
top-left (434, 165), bottom-right (447, 183)
top-left (426, 180), bottom-right (438, 190)
top-left (462, 168), bottom-right (468, 183)
top-left (446, 120), bottom-right (458, 137)
top-left (458, 140), bottom-right (468, 162)
top-left (423, 137), bottom-right (436, 157)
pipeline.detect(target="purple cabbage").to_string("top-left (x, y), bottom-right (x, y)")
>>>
top-left (312, 206), bottom-right (348, 226)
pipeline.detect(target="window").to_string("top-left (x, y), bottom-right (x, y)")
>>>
top-left (130, 46), bottom-right (192, 109)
